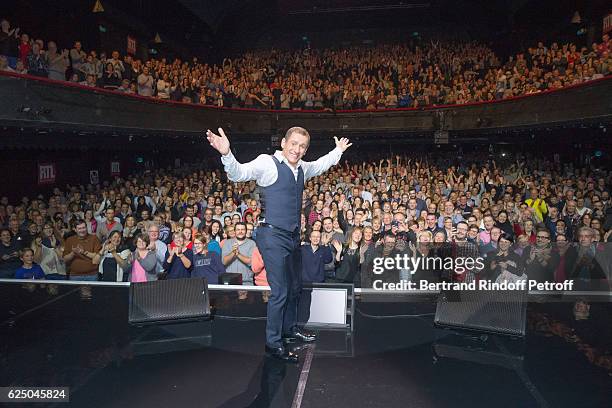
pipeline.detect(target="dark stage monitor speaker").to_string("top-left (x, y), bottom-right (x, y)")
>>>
top-left (219, 272), bottom-right (243, 285)
top-left (129, 278), bottom-right (210, 325)
top-left (434, 289), bottom-right (528, 336)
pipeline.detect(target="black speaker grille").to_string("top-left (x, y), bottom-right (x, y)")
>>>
top-left (435, 290), bottom-right (527, 336)
top-left (129, 278), bottom-right (210, 324)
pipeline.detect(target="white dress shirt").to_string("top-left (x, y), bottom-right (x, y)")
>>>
top-left (221, 148), bottom-right (343, 186)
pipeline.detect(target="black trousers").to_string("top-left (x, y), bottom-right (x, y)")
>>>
top-left (297, 287), bottom-right (313, 325)
top-left (255, 225), bottom-right (302, 348)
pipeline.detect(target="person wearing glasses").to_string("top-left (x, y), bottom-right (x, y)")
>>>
top-left (524, 228), bottom-right (558, 283)
top-left (192, 232), bottom-right (225, 284)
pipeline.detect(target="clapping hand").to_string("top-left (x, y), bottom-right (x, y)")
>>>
top-left (206, 128), bottom-right (231, 156)
top-left (334, 136), bottom-right (352, 152)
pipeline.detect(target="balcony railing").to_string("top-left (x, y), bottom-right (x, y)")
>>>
top-left (1, 72), bottom-right (610, 137)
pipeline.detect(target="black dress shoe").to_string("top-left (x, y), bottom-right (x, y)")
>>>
top-left (265, 345), bottom-right (299, 363)
top-left (282, 330), bottom-right (317, 343)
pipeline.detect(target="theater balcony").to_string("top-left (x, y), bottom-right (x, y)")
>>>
top-left (0, 72), bottom-right (611, 146)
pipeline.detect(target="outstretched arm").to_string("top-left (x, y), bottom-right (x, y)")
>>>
top-left (206, 127), bottom-right (270, 183)
top-left (302, 136), bottom-right (352, 180)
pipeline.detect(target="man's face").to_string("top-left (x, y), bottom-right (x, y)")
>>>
top-left (186, 207), bottom-right (194, 217)
top-left (235, 225), bottom-right (247, 240)
top-left (455, 223), bottom-right (468, 240)
top-left (76, 223), bottom-right (88, 238)
top-left (536, 231), bottom-right (551, 248)
top-left (323, 219), bottom-right (333, 232)
top-left (310, 231), bottom-right (321, 246)
top-left (408, 199), bottom-right (417, 210)
top-left (8, 219), bottom-right (18, 230)
top-left (578, 229), bottom-right (594, 247)
top-left (105, 209), bottom-right (115, 222)
top-left (490, 228), bottom-right (501, 243)
top-left (141, 210), bottom-right (150, 220)
top-left (148, 227), bottom-right (159, 242)
top-left (383, 236), bottom-right (396, 251)
top-left (1, 230), bottom-right (11, 243)
top-left (484, 216), bottom-right (494, 230)
top-left (281, 132), bottom-right (309, 167)
top-left (444, 202), bottom-right (454, 214)
top-left (426, 215), bottom-right (436, 227)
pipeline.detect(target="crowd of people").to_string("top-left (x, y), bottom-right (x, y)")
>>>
top-left (1, 17), bottom-right (610, 110)
top-left (0, 150), bottom-right (610, 293)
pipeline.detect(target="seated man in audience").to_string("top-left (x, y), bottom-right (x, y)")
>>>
top-left (63, 219), bottom-right (102, 281)
top-left (222, 222), bottom-right (255, 285)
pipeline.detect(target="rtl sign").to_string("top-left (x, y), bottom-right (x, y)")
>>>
top-left (38, 163), bottom-right (56, 185)
top-left (111, 161), bottom-right (121, 176)
top-left (604, 14), bottom-right (612, 35)
top-left (127, 36), bottom-right (137, 55)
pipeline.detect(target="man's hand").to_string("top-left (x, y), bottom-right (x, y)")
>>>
top-left (206, 128), bottom-right (231, 156)
top-left (333, 136), bottom-right (352, 152)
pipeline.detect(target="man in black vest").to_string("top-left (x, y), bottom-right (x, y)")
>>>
top-left (207, 126), bottom-right (352, 362)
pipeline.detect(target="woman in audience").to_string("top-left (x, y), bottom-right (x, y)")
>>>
top-left (130, 233), bottom-right (157, 282)
top-left (84, 209), bottom-right (97, 234)
top-left (182, 226), bottom-right (194, 249)
top-left (100, 62), bottom-right (120, 89)
top-left (163, 231), bottom-right (193, 279)
top-left (209, 220), bottom-right (224, 243)
top-left (94, 230), bottom-right (131, 282)
top-left (331, 227), bottom-right (363, 284)
top-left (31, 226), bottom-right (66, 279)
top-left (487, 232), bottom-right (524, 282)
top-left (122, 215), bottom-right (141, 251)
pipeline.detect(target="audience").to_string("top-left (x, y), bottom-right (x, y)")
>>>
top-left (0, 17), bottom-right (609, 290)
top-left (0, 150), bottom-right (609, 290)
top-left (0, 17), bottom-right (609, 109)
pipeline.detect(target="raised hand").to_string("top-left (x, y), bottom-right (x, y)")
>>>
top-left (333, 136), bottom-right (353, 152)
top-left (206, 127), bottom-right (231, 156)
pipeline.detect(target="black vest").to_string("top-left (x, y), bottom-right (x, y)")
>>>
top-left (260, 156), bottom-right (304, 232)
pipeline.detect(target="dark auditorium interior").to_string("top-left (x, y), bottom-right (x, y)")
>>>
top-left (0, 1), bottom-right (611, 407)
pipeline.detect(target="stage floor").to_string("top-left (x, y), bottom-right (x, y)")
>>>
top-left (1, 283), bottom-right (610, 408)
